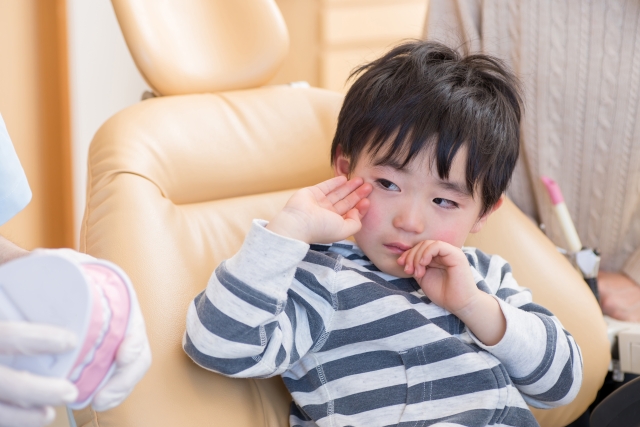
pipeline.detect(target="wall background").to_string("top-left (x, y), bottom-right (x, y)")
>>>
top-left (66, 0), bottom-right (427, 243)
top-left (1, 0), bottom-right (427, 248)
top-left (67, 0), bottom-right (150, 242)
top-left (0, 0), bottom-right (74, 250)
top-left (0, 1), bottom-right (426, 424)
top-left (0, 1), bottom-right (46, 248)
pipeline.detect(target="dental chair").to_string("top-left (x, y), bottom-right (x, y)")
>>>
top-left (72, 1), bottom-right (610, 426)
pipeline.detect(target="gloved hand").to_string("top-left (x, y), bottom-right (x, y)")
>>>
top-left (0, 321), bottom-right (78, 427)
top-left (32, 248), bottom-right (152, 412)
top-left (90, 281), bottom-right (151, 411)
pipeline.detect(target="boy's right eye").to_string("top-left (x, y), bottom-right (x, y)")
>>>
top-left (376, 179), bottom-right (400, 191)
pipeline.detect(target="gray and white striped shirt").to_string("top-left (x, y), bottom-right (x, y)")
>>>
top-left (184, 220), bottom-right (582, 426)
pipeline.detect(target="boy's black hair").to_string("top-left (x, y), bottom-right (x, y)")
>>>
top-left (330, 40), bottom-right (523, 216)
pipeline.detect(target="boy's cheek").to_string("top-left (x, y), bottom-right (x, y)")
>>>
top-left (428, 228), bottom-right (465, 248)
top-left (359, 203), bottom-right (383, 229)
top-left (353, 207), bottom-right (380, 246)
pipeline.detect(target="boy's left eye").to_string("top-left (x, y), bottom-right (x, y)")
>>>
top-left (376, 179), bottom-right (400, 191)
top-left (433, 198), bottom-right (459, 209)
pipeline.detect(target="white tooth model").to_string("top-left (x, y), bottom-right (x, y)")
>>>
top-left (0, 253), bottom-right (134, 409)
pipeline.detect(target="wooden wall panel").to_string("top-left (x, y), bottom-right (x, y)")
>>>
top-left (322, 0), bottom-right (427, 46)
top-left (0, 0), bottom-right (74, 249)
top-left (37, 0), bottom-right (75, 249)
top-left (270, 0), bottom-right (428, 93)
top-left (269, 0), bottom-right (321, 88)
top-left (0, 1), bottom-right (44, 248)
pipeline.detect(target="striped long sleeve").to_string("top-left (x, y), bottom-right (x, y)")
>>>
top-left (184, 219), bottom-right (326, 378)
top-left (184, 220), bottom-right (582, 426)
top-left (463, 249), bottom-right (583, 409)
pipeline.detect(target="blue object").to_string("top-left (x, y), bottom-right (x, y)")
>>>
top-left (0, 113), bottom-right (31, 226)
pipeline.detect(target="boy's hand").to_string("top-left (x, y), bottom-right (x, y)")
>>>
top-left (397, 241), bottom-right (506, 345)
top-left (266, 176), bottom-right (372, 244)
top-left (397, 240), bottom-right (478, 315)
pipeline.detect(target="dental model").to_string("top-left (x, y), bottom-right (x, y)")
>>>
top-left (0, 253), bottom-right (133, 409)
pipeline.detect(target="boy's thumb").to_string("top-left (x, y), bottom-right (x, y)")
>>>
top-left (354, 198), bottom-right (370, 218)
top-left (342, 209), bottom-right (364, 236)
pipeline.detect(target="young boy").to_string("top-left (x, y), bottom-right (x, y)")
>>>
top-left (183, 41), bottom-right (582, 427)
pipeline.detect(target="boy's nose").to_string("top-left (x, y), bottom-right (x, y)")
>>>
top-left (392, 210), bottom-right (424, 234)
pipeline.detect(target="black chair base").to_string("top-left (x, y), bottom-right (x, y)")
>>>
top-left (590, 374), bottom-right (640, 427)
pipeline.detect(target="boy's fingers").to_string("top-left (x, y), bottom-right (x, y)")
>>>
top-left (354, 198), bottom-right (370, 218)
top-left (411, 251), bottom-right (421, 277)
top-left (413, 248), bottom-right (427, 278)
top-left (421, 241), bottom-right (459, 268)
top-left (416, 255), bottom-right (429, 278)
top-left (342, 207), bottom-right (360, 222)
top-left (315, 176), bottom-right (348, 196)
top-left (415, 263), bottom-right (426, 279)
top-left (418, 242), bottom-right (435, 265)
top-left (398, 247), bottom-right (413, 265)
top-left (403, 241), bottom-right (430, 273)
top-left (325, 177), bottom-right (364, 204)
top-left (333, 183), bottom-right (371, 215)
top-left (403, 248), bottom-right (416, 274)
top-left (341, 209), bottom-right (364, 236)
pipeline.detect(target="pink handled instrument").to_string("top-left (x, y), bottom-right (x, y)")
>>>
top-left (540, 176), bottom-right (583, 252)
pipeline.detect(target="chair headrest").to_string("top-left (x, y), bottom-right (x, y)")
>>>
top-left (111, 0), bottom-right (289, 96)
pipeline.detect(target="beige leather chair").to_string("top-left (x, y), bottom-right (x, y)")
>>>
top-left (72, 1), bottom-right (610, 426)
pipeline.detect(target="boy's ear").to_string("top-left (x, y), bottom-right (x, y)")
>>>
top-left (470, 196), bottom-right (504, 234)
top-left (333, 145), bottom-right (351, 177)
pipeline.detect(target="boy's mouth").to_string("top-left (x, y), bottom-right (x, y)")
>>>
top-left (383, 243), bottom-right (412, 254)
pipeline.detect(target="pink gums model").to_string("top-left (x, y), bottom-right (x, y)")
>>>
top-left (68, 263), bottom-right (132, 407)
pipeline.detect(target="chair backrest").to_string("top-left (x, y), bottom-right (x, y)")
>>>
top-left (111, 0), bottom-right (289, 95)
top-left (73, 1), bottom-right (610, 426)
top-left (73, 95), bottom-right (611, 427)
top-left (74, 87), bottom-right (343, 427)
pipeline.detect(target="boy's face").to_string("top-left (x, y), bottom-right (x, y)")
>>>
top-left (334, 147), bottom-right (501, 278)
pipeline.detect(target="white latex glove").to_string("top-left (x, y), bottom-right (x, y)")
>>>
top-left (90, 286), bottom-right (151, 412)
top-left (0, 322), bottom-right (78, 427)
top-left (32, 248), bottom-right (152, 412)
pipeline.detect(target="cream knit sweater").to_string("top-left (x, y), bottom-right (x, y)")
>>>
top-left (425, 0), bottom-right (640, 285)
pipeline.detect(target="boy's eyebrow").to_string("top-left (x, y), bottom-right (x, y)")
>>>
top-left (436, 179), bottom-right (472, 198)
